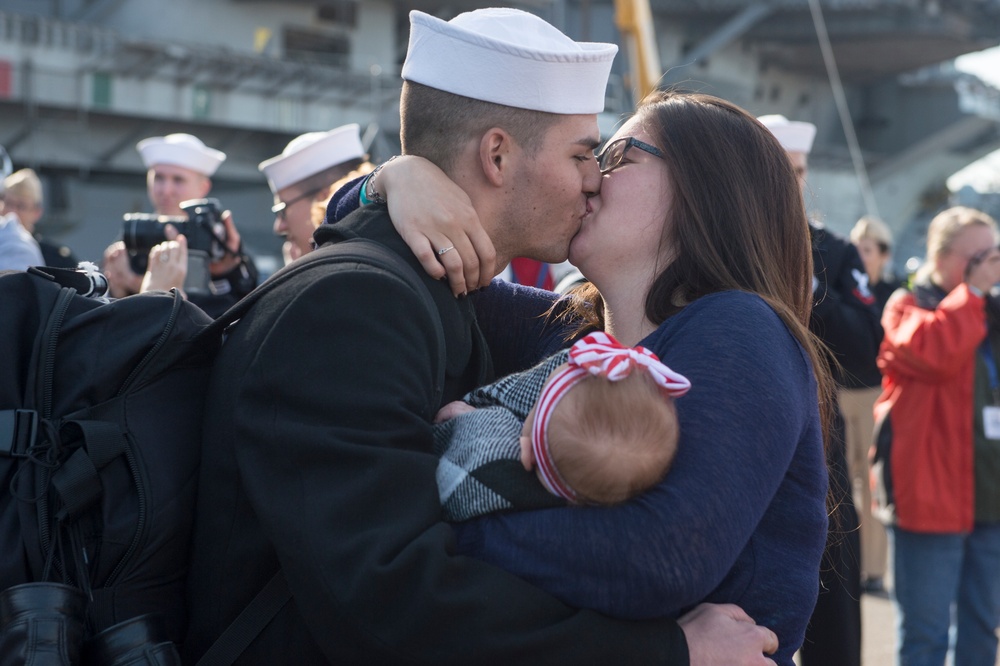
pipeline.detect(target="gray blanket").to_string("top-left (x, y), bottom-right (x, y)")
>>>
top-left (434, 350), bottom-right (569, 521)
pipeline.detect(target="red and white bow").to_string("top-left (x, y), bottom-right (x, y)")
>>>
top-left (568, 331), bottom-right (691, 396)
top-left (531, 331), bottom-right (691, 502)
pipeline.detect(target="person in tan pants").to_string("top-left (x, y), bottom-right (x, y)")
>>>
top-left (842, 215), bottom-right (901, 592)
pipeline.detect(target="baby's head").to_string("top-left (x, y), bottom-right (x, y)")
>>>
top-left (521, 332), bottom-right (690, 505)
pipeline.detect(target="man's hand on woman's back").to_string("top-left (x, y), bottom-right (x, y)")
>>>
top-left (679, 603), bottom-right (778, 665)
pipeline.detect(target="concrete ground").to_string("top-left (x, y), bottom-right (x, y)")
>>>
top-left (861, 588), bottom-right (896, 665)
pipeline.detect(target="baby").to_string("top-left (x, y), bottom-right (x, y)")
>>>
top-left (433, 331), bottom-right (690, 521)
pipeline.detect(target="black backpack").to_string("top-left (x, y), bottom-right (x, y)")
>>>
top-left (0, 265), bottom-right (218, 664)
top-left (0, 238), bottom-right (444, 665)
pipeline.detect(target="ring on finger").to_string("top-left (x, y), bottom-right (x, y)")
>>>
top-left (159, 253), bottom-right (171, 263)
top-left (437, 245), bottom-right (455, 256)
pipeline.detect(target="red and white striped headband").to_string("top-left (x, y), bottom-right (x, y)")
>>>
top-left (531, 331), bottom-right (691, 502)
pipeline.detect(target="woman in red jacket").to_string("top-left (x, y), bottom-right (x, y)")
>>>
top-left (875, 206), bottom-right (1000, 666)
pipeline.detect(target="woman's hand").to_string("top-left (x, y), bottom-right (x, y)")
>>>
top-left (379, 155), bottom-right (496, 297)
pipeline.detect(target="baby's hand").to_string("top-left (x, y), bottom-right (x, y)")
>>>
top-left (434, 400), bottom-right (475, 424)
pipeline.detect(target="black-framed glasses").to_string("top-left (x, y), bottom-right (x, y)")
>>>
top-left (596, 137), bottom-right (665, 174)
top-left (271, 186), bottom-right (325, 218)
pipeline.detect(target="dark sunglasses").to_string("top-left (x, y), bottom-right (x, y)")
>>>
top-left (596, 137), bottom-right (665, 174)
top-left (271, 186), bottom-right (325, 219)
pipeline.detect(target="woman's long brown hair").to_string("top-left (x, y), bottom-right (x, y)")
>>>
top-left (562, 90), bottom-right (836, 453)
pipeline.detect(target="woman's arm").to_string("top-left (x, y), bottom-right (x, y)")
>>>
top-left (326, 156), bottom-right (495, 296)
top-left (326, 172), bottom-right (366, 223)
top-left (471, 280), bottom-right (586, 378)
top-left (455, 292), bottom-right (820, 618)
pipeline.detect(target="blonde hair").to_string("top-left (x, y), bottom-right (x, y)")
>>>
top-left (850, 216), bottom-right (893, 253)
top-left (546, 370), bottom-right (679, 505)
top-left (3, 168), bottom-right (43, 205)
top-left (918, 206), bottom-right (999, 282)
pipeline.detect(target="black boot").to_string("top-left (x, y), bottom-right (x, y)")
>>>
top-left (0, 582), bottom-right (87, 666)
top-left (82, 613), bottom-right (181, 666)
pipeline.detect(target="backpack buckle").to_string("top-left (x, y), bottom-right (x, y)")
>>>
top-left (0, 409), bottom-right (38, 457)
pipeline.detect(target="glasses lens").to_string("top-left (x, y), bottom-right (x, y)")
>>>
top-left (599, 139), bottom-right (627, 173)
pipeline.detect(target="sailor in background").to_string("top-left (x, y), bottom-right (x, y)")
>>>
top-left (259, 124), bottom-right (368, 265)
top-left (760, 113), bottom-right (883, 666)
top-left (102, 133), bottom-right (257, 317)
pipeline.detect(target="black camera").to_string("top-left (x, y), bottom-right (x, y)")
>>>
top-left (122, 198), bottom-right (228, 295)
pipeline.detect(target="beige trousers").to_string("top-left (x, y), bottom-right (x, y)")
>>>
top-left (838, 386), bottom-right (888, 580)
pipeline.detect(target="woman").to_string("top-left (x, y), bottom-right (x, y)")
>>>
top-left (333, 91), bottom-right (833, 665)
top-left (874, 206), bottom-right (1000, 666)
top-left (840, 215), bottom-right (898, 592)
top-left (851, 215), bottom-right (901, 313)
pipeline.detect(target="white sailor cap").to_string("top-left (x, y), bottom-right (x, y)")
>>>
top-left (401, 9), bottom-right (618, 115)
top-left (757, 115), bottom-right (817, 155)
top-left (136, 133), bottom-right (226, 176)
top-left (258, 124), bottom-right (365, 193)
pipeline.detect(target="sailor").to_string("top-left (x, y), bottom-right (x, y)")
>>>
top-left (259, 124), bottom-right (367, 264)
top-left (760, 112), bottom-right (881, 666)
top-left (103, 133), bottom-right (257, 316)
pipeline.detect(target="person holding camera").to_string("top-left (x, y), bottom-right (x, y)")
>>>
top-left (102, 133), bottom-right (257, 317)
top-left (875, 206), bottom-right (1000, 666)
top-left (843, 215), bottom-right (900, 594)
top-left (259, 124), bottom-right (368, 265)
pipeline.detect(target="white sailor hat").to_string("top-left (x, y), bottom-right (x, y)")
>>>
top-left (401, 9), bottom-right (618, 115)
top-left (757, 115), bottom-right (817, 155)
top-left (258, 124), bottom-right (365, 193)
top-left (136, 133), bottom-right (226, 176)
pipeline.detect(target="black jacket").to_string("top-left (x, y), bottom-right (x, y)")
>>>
top-left (183, 206), bottom-right (688, 664)
top-left (36, 235), bottom-right (79, 268)
top-left (809, 223), bottom-right (883, 389)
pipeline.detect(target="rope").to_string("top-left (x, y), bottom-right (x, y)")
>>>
top-left (807, 0), bottom-right (881, 219)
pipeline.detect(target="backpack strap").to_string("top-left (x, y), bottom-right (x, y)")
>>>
top-left (14, 282), bottom-right (79, 583)
top-left (26, 265), bottom-right (109, 299)
top-left (195, 237), bottom-right (447, 665)
top-left (15, 279), bottom-right (190, 588)
top-left (194, 571), bottom-right (289, 666)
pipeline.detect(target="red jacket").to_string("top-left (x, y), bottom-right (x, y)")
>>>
top-left (874, 282), bottom-right (987, 533)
